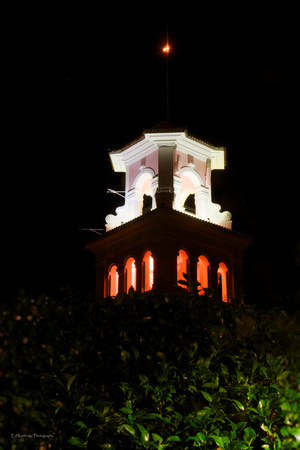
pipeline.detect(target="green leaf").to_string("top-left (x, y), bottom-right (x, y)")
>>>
top-left (67, 374), bottom-right (78, 392)
top-left (137, 424), bottom-right (150, 445)
top-left (188, 385), bottom-right (198, 392)
top-left (280, 401), bottom-right (291, 411)
top-left (152, 433), bottom-right (163, 444)
top-left (76, 421), bottom-right (87, 428)
top-left (236, 422), bottom-right (247, 433)
top-left (119, 424), bottom-right (135, 435)
top-left (258, 398), bottom-right (270, 414)
top-left (220, 363), bottom-right (229, 377)
top-left (280, 426), bottom-right (291, 436)
top-left (266, 353), bottom-right (275, 368)
top-left (195, 409), bottom-right (210, 420)
top-left (143, 412), bottom-right (163, 420)
top-left (67, 436), bottom-right (87, 448)
top-left (211, 435), bottom-right (229, 448)
top-left (119, 407), bottom-right (133, 414)
top-left (260, 365), bottom-right (268, 376)
top-left (274, 440), bottom-right (282, 450)
top-left (277, 370), bottom-right (290, 381)
top-left (85, 405), bottom-right (96, 413)
top-left (196, 432), bottom-right (207, 443)
top-left (232, 399), bottom-right (245, 410)
top-left (252, 359), bottom-right (259, 372)
top-left (243, 427), bottom-right (256, 445)
top-left (139, 374), bottom-right (149, 385)
top-left (102, 406), bottom-right (111, 415)
top-left (246, 407), bottom-right (260, 414)
top-left (166, 436), bottom-right (181, 442)
top-left (201, 391), bottom-right (213, 402)
top-left (132, 346), bottom-right (139, 359)
top-left (203, 382), bottom-right (218, 388)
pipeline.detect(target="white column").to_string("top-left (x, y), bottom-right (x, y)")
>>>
top-left (195, 185), bottom-right (210, 220)
top-left (173, 175), bottom-right (182, 211)
top-left (126, 188), bottom-right (142, 220)
top-left (155, 145), bottom-right (175, 208)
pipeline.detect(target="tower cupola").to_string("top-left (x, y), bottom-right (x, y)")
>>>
top-left (87, 122), bottom-right (253, 301)
top-left (106, 122), bottom-right (232, 232)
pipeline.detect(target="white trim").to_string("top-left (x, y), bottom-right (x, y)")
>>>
top-left (131, 168), bottom-right (156, 191)
top-left (179, 165), bottom-right (205, 188)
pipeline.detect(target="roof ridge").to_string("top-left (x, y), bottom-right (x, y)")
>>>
top-left (144, 120), bottom-right (186, 133)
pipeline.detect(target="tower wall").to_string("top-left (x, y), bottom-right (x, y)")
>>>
top-left (87, 208), bottom-right (253, 301)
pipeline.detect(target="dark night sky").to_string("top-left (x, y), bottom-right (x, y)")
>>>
top-left (2, 2), bottom-right (300, 298)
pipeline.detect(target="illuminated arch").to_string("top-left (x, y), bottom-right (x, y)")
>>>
top-left (133, 169), bottom-right (155, 195)
top-left (108, 264), bottom-right (119, 297)
top-left (218, 262), bottom-right (229, 302)
top-left (131, 169), bottom-right (155, 216)
top-left (124, 257), bottom-right (137, 293)
top-left (197, 255), bottom-right (210, 293)
top-left (178, 167), bottom-right (204, 214)
top-left (142, 250), bottom-right (154, 292)
top-left (179, 166), bottom-right (204, 187)
top-left (177, 249), bottom-right (189, 288)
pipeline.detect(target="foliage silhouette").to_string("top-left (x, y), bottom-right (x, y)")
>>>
top-left (1, 287), bottom-right (300, 449)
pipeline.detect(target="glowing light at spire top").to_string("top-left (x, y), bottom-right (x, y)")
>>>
top-left (163, 44), bottom-right (170, 53)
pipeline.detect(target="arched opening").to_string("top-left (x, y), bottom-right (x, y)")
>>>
top-left (177, 169), bottom-right (204, 217)
top-left (143, 194), bottom-right (153, 215)
top-left (180, 174), bottom-right (195, 212)
top-left (142, 250), bottom-right (154, 292)
top-left (197, 255), bottom-right (210, 293)
top-left (108, 264), bottom-right (119, 297)
top-left (125, 257), bottom-right (136, 293)
top-left (133, 171), bottom-right (154, 217)
top-left (184, 193), bottom-right (196, 214)
top-left (177, 249), bottom-right (189, 288)
top-left (218, 262), bottom-right (229, 302)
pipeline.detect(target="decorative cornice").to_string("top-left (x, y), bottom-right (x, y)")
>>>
top-left (87, 207), bottom-right (254, 245)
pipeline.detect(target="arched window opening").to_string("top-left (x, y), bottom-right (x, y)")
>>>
top-left (125, 257), bottom-right (136, 293)
top-left (143, 194), bottom-right (152, 215)
top-left (142, 251), bottom-right (154, 292)
top-left (177, 249), bottom-right (189, 288)
top-left (197, 255), bottom-right (210, 293)
top-left (108, 264), bottom-right (119, 297)
top-left (218, 262), bottom-right (229, 302)
top-left (184, 194), bottom-right (196, 214)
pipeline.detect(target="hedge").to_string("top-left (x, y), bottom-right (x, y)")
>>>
top-left (1, 287), bottom-right (300, 449)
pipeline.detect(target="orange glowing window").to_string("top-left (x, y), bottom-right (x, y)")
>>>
top-left (125, 257), bottom-right (136, 293)
top-left (143, 251), bottom-right (154, 292)
top-left (218, 262), bottom-right (229, 302)
top-left (177, 249), bottom-right (189, 288)
top-left (108, 264), bottom-right (119, 297)
top-left (197, 255), bottom-right (210, 293)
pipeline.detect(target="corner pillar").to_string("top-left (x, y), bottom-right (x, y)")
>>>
top-left (210, 260), bottom-right (220, 300)
top-left (135, 256), bottom-right (142, 293)
top-left (152, 235), bottom-right (178, 292)
top-left (189, 254), bottom-right (199, 291)
top-left (155, 145), bottom-right (175, 209)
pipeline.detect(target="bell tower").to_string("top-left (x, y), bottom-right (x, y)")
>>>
top-left (105, 122), bottom-right (232, 232)
top-left (87, 122), bottom-right (253, 301)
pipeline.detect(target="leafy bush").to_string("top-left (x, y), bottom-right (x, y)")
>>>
top-left (1, 288), bottom-right (300, 449)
